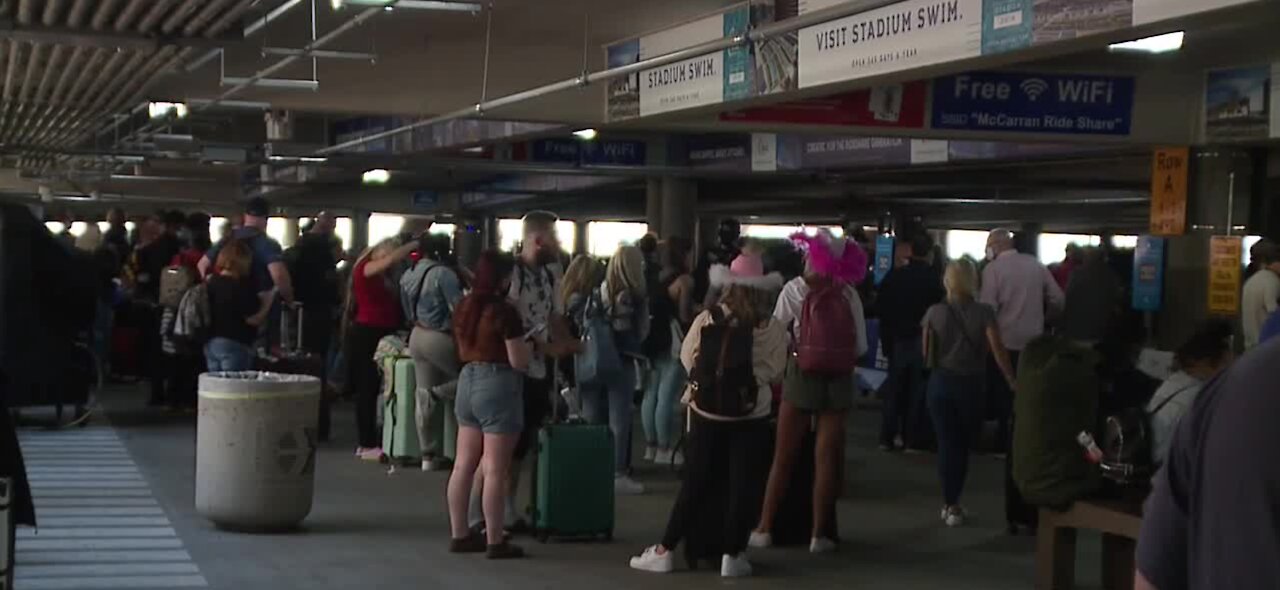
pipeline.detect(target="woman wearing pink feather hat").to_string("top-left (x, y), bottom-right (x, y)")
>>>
top-left (749, 229), bottom-right (868, 554)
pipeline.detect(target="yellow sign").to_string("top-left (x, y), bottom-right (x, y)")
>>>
top-left (1208, 236), bottom-right (1243, 316)
top-left (1150, 147), bottom-right (1189, 236)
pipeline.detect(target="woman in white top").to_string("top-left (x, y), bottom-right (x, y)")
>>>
top-left (628, 252), bottom-right (786, 578)
top-left (1146, 320), bottom-right (1233, 464)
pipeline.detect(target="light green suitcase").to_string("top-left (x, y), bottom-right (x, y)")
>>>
top-left (381, 358), bottom-right (456, 464)
top-left (382, 358), bottom-right (420, 464)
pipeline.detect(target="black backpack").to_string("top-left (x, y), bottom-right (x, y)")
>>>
top-left (689, 307), bottom-right (757, 418)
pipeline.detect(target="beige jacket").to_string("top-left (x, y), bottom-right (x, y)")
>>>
top-left (680, 305), bottom-right (788, 421)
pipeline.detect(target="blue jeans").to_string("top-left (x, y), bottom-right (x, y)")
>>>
top-left (581, 357), bottom-right (637, 475)
top-left (204, 338), bottom-right (254, 373)
top-left (926, 369), bottom-right (985, 506)
top-left (641, 355), bottom-right (685, 450)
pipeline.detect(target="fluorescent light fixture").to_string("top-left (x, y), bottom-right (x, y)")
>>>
top-left (1109, 31), bottom-right (1183, 53)
top-left (269, 155), bottom-right (329, 163)
top-left (221, 77), bottom-right (320, 91)
top-left (148, 101), bottom-right (188, 119)
top-left (572, 128), bottom-right (598, 141)
top-left (362, 169), bottom-right (391, 185)
top-left (300, 156), bottom-right (328, 163)
top-left (331, 0), bottom-right (482, 12)
top-left (462, 146), bottom-right (485, 153)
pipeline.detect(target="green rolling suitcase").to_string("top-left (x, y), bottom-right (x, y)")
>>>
top-left (382, 358), bottom-right (456, 465)
top-left (533, 423), bottom-right (614, 542)
top-left (382, 358), bottom-right (420, 464)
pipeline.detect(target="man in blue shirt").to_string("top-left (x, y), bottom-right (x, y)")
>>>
top-left (199, 197), bottom-right (293, 303)
top-left (401, 232), bottom-right (464, 471)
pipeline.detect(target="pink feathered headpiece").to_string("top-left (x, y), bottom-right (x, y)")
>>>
top-left (790, 229), bottom-right (868, 285)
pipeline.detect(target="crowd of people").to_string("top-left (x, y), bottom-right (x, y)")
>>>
top-left (51, 199), bottom-right (1280, 582)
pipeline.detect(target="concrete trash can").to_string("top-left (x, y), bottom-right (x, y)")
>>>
top-left (196, 371), bottom-right (321, 531)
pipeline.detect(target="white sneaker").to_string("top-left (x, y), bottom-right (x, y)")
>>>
top-left (720, 553), bottom-right (752, 577)
top-left (614, 475), bottom-right (645, 496)
top-left (747, 531), bottom-right (772, 549)
top-left (940, 506), bottom-right (949, 521)
top-left (643, 446), bottom-right (657, 462)
top-left (809, 537), bottom-right (837, 553)
top-left (654, 449), bottom-right (673, 465)
top-left (944, 506), bottom-right (966, 527)
top-left (672, 450), bottom-right (684, 466)
top-left (629, 545), bottom-right (674, 573)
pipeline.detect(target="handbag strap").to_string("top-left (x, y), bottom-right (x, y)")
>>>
top-left (945, 303), bottom-right (985, 354)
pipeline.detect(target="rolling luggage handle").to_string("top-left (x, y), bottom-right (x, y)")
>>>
top-left (281, 301), bottom-right (304, 354)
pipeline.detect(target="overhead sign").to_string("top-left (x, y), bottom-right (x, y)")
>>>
top-left (798, 0), bottom-right (982, 89)
top-left (931, 71), bottom-right (1135, 135)
top-left (801, 136), bottom-right (912, 168)
top-left (751, 133), bottom-right (778, 172)
top-left (1134, 0), bottom-right (1254, 25)
top-left (721, 81), bottom-right (928, 128)
top-left (529, 139), bottom-right (647, 166)
top-left (1132, 236), bottom-right (1165, 312)
top-left (411, 191), bottom-right (440, 210)
top-left (1208, 236), bottom-right (1243, 316)
top-left (606, 4), bottom-right (751, 120)
top-left (874, 234), bottom-right (896, 285)
top-left (1204, 64), bottom-right (1280, 142)
top-left (1149, 147), bottom-right (1189, 236)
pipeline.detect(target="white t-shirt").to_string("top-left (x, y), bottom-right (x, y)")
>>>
top-left (772, 277), bottom-right (868, 357)
top-left (1242, 269), bottom-right (1280, 349)
top-left (1145, 371), bottom-right (1204, 464)
top-left (506, 261), bottom-right (563, 380)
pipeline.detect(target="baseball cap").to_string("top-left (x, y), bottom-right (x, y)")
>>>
top-left (245, 197), bottom-right (270, 217)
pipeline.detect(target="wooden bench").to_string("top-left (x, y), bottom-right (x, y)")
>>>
top-left (1037, 499), bottom-right (1143, 590)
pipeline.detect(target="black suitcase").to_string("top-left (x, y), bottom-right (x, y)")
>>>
top-left (256, 304), bottom-right (331, 440)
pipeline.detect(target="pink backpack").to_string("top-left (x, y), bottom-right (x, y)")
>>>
top-left (797, 279), bottom-right (858, 373)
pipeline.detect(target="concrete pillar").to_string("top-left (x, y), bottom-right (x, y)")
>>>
top-left (1019, 221), bottom-right (1042, 259)
top-left (573, 219), bottom-right (589, 256)
top-left (1156, 148), bottom-right (1255, 349)
top-left (283, 217), bottom-right (299, 248)
top-left (645, 178), bottom-right (663, 235)
top-left (351, 209), bottom-right (370, 255)
top-left (659, 177), bottom-right (697, 240)
top-left (455, 218), bottom-right (484, 269)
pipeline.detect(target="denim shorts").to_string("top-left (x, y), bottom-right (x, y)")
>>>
top-left (783, 357), bottom-right (856, 412)
top-left (455, 362), bottom-right (525, 435)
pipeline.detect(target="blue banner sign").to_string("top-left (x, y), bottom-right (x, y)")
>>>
top-left (411, 191), bottom-right (440, 210)
top-left (874, 234), bottom-right (896, 286)
top-left (531, 139), bottom-right (646, 166)
top-left (1132, 236), bottom-right (1165, 312)
top-left (931, 71), bottom-right (1135, 135)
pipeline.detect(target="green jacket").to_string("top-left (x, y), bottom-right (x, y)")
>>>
top-left (1012, 335), bottom-right (1103, 508)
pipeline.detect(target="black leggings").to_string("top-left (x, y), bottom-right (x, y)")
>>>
top-left (345, 324), bottom-right (395, 448)
top-left (662, 415), bottom-right (771, 556)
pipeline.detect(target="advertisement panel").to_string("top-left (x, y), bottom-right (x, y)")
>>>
top-left (982, 0), bottom-right (1031, 54)
top-left (800, 136), bottom-right (912, 168)
top-left (931, 71), bottom-right (1135, 135)
top-left (874, 234), bottom-right (896, 286)
top-left (1208, 236), bottom-right (1243, 316)
top-left (720, 81), bottom-right (928, 128)
top-left (798, 0), bottom-right (982, 89)
top-left (606, 4), bottom-right (752, 120)
top-left (1149, 147), bottom-right (1189, 236)
top-left (1204, 64), bottom-right (1279, 142)
top-left (1131, 236), bottom-right (1165, 312)
top-left (1133, 0), bottom-right (1254, 25)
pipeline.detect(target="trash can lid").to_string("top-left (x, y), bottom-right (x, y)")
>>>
top-left (198, 371), bottom-right (321, 399)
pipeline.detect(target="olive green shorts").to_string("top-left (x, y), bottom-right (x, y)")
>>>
top-left (782, 358), bottom-right (857, 412)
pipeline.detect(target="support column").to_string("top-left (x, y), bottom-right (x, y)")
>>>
top-left (1156, 148), bottom-right (1255, 349)
top-left (574, 219), bottom-right (589, 256)
top-left (645, 178), bottom-right (663, 235)
top-left (350, 209), bottom-right (370, 256)
top-left (1019, 222), bottom-right (1043, 259)
top-left (659, 177), bottom-right (697, 240)
top-left (283, 217), bottom-right (299, 248)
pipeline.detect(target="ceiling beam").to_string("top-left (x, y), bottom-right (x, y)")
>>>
top-left (0, 19), bottom-right (240, 51)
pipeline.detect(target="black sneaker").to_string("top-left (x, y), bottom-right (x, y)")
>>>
top-left (449, 533), bottom-right (486, 554)
top-left (487, 542), bottom-right (526, 559)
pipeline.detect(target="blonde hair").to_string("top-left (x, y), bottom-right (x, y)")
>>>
top-left (560, 254), bottom-right (604, 309)
top-left (75, 224), bottom-right (102, 252)
top-left (719, 284), bottom-right (775, 328)
top-left (943, 261), bottom-right (978, 303)
top-left (606, 245), bottom-right (646, 301)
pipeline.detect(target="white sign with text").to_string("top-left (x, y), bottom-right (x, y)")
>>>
top-left (639, 15), bottom-right (725, 117)
top-left (798, 0), bottom-right (981, 89)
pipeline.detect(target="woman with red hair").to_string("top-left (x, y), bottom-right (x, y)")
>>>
top-left (446, 250), bottom-right (531, 559)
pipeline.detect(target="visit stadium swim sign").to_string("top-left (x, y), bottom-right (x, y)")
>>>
top-left (799, 0), bottom-right (981, 88)
top-left (930, 71), bottom-right (1136, 135)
